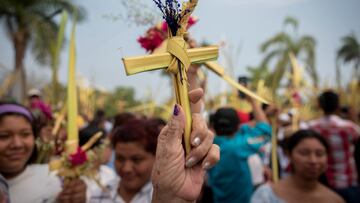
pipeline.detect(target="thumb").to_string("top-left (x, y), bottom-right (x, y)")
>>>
top-left (158, 104), bottom-right (185, 146)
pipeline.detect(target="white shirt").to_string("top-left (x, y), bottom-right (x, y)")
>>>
top-left (112, 181), bottom-right (153, 203)
top-left (86, 165), bottom-right (118, 203)
top-left (7, 164), bottom-right (62, 203)
top-left (88, 178), bottom-right (153, 203)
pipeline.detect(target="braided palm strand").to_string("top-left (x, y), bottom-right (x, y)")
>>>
top-left (177, 0), bottom-right (198, 36)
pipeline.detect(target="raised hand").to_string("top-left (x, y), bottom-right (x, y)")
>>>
top-left (151, 89), bottom-right (219, 202)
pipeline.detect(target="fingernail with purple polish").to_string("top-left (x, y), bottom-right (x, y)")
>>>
top-left (173, 104), bottom-right (180, 116)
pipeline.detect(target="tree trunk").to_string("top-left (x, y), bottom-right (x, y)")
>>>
top-left (12, 28), bottom-right (29, 103)
top-left (355, 59), bottom-right (360, 80)
top-left (335, 61), bottom-right (342, 89)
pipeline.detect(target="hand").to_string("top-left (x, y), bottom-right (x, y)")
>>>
top-left (56, 178), bottom-right (86, 203)
top-left (151, 90), bottom-right (220, 202)
top-left (187, 64), bottom-right (201, 76)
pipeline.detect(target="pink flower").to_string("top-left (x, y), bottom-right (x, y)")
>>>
top-left (137, 27), bottom-right (166, 52)
top-left (69, 147), bottom-right (87, 166)
top-left (137, 16), bottom-right (199, 53)
top-left (161, 21), bottom-right (168, 32)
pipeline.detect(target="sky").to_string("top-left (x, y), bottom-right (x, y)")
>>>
top-left (1, 0), bottom-right (359, 103)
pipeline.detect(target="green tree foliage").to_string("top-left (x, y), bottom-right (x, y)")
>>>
top-left (0, 0), bottom-right (84, 102)
top-left (253, 16), bottom-right (317, 92)
top-left (336, 33), bottom-right (360, 86)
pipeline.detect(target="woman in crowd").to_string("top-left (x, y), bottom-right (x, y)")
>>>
top-left (86, 118), bottom-right (157, 202)
top-left (0, 102), bottom-right (86, 203)
top-left (108, 118), bottom-right (158, 203)
top-left (251, 129), bottom-right (345, 203)
top-left (91, 117), bottom-right (170, 203)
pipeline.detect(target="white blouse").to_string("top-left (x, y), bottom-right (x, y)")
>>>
top-left (7, 164), bottom-right (62, 203)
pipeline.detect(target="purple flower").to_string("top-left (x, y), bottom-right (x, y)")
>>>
top-left (152, 0), bottom-right (182, 35)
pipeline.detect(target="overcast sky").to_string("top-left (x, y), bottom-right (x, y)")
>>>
top-left (1, 0), bottom-right (359, 103)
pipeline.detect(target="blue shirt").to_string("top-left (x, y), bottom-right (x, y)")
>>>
top-left (208, 122), bottom-right (272, 203)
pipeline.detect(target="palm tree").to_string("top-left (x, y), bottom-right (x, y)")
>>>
top-left (258, 16), bottom-right (317, 92)
top-left (336, 33), bottom-right (360, 87)
top-left (0, 0), bottom-right (83, 102)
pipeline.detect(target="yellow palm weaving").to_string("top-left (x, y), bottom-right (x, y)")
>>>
top-left (152, 40), bottom-right (268, 104)
top-left (122, 38), bottom-right (218, 155)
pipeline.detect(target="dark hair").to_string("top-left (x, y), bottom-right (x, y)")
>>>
top-left (79, 125), bottom-right (106, 149)
top-left (89, 109), bottom-right (106, 127)
top-left (113, 112), bottom-right (136, 129)
top-left (318, 91), bottom-right (339, 114)
top-left (213, 107), bottom-right (240, 136)
top-left (146, 117), bottom-right (166, 132)
top-left (340, 106), bottom-right (349, 114)
top-left (111, 118), bottom-right (159, 154)
top-left (286, 129), bottom-right (329, 154)
top-left (209, 113), bottom-right (215, 128)
top-left (249, 112), bottom-right (254, 121)
top-left (0, 102), bottom-right (38, 164)
top-left (262, 103), bottom-right (269, 111)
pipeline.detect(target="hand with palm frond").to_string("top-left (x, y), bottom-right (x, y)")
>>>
top-left (151, 90), bottom-right (219, 202)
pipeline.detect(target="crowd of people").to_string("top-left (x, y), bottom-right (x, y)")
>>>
top-left (0, 86), bottom-right (222, 203)
top-left (1, 0), bottom-right (359, 202)
top-left (1, 26), bottom-right (360, 202)
top-left (0, 81), bottom-right (359, 203)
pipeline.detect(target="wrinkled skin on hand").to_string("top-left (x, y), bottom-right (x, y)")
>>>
top-left (151, 89), bottom-right (220, 202)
